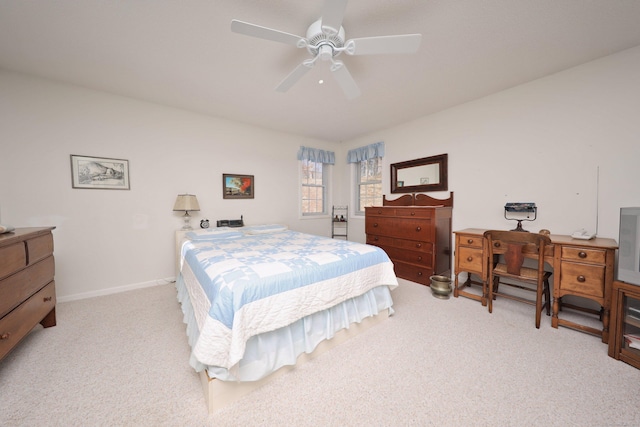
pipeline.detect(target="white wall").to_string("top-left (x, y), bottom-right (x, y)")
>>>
top-left (343, 46), bottom-right (640, 248)
top-left (3, 45), bottom-right (639, 301)
top-left (0, 71), bottom-right (338, 300)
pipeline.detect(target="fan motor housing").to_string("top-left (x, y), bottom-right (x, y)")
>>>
top-left (306, 19), bottom-right (344, 57)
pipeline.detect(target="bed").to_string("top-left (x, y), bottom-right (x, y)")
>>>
top-left (175, 224), bottom-right (398, 412)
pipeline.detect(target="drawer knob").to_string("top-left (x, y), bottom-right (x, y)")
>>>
top-left (416, 243), bottom-right (422, 248)
top-left (494, 242), bottom-right (501, 248)
top-left (44, 296), bottom-right (52, 302)
top-left (416, 226), bottom-right (422, 232)
top-left (578, 251), bottom-right (587, 259)
top-left (577, 275), bottom-right (586, 283)
top-left (373, 223), bottom-right (378, 228)
top-left (417, 256), bottom-right (423, 261)
top-left (467, 239), bottom-right (474, 244)
top-left (374, 237), bottom-right (379, 241)
top-left (411, 212), bottom-right (416, 216)
top-left (467, 256), bottom-right (473, 262)
top-left (0, 332), bottom-right (10, 340)
top-left (417, 272), bottom-right (423, 276)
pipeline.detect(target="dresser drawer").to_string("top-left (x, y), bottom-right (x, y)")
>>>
top-left (27, 233), bottom-right (54, 264)
top-left (367, 234), bottom-right (432, 253)
top-left (0, 256), bottom-right (55, 318)
top-left (380, 246), bottom-right (433, 267)
top-left (393, 261), bottom-right (432, 285)
top-left (559, 261), bottom-right (606, 299)
top-left (457, 234), bottom-right (483, 249)
top-left (0, 242), bottom-right (27, 280)
top-left (0, 280), bottom-right (56, 360)
top-left (366, 207), bottom-right (435, 219)
top-left (457, 246), bottom-right (484, 274)
top-left (366, 217), bottom-right (434, 241)
top-left (561, 246), bottom-right (606, 264)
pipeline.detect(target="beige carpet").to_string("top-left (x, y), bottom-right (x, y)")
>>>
top-left (1, 279), bottom-right (639, 426)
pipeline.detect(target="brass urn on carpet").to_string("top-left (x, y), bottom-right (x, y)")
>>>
top-left (430, 275), bottom-right (453, 299)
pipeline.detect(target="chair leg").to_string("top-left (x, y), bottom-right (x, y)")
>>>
top-left (535, 280), bottom-right (542, 329)
top-left (488, 276), bottom-right (497, 313)
top-left (544, 278), bottom-right (550, 316)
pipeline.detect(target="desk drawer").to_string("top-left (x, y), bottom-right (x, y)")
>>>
top-left (457, 246), bottom-right (484, 274)
top-left (457, 234), bottom-right (483, 249)
top-left (0, 280), bottom-right (56, 360)
top-left (561, 246), bottom-right (606, 264)
top-left (0, 242), bottom-right (27, 280)
top-left (559, 261), bottom-right (606, 299)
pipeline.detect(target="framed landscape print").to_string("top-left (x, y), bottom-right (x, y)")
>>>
top-left (70, 155), bottom-right (130, 190)
top-left (223, 174), bottom-right (254, 199)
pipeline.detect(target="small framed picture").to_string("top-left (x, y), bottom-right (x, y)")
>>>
top-left (70, 155), bottom-right (130, 190)
top-left (223, 174), bottom-right (254, 199)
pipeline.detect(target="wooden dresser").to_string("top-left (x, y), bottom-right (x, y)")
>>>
top-left (0, 227), bottom-right (57, 360)
top-left (365, 193), bottom-right (453, 286)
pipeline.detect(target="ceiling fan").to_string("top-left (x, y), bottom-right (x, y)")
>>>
top-left (230, 0), bottom-right (422, 100)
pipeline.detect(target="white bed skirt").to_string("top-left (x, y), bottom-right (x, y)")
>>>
top-left (176, 274), bottom-right (394, 382)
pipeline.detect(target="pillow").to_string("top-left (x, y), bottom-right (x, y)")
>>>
top-left (243, 224), bottom-right (288, 235)
top-left (0, 224), bottom-right (15, 234)
top-left (185, 227), bottom-right (243, 241)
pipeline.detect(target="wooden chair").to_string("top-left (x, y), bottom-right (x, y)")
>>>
top-left (484, 230), bottom-right (552, 329)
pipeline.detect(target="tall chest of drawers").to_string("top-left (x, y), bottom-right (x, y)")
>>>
top-left (0, 227), bottom-right (57, 360)
top-left (365, 205), bottom-right (452, 285)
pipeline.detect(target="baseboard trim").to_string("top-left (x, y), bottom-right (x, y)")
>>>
top-left (57, 277), bottom-right (176, 303)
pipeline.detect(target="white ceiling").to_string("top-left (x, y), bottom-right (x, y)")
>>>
top-left (1, 1), bottom-right (640, 142)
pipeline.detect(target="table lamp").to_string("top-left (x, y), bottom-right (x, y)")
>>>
top-left (504, 202), bottom-right (537, 232)
top-left (173, 194), bottom-right (200, 230)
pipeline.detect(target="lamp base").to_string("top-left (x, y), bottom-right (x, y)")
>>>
top-left (181, 213), bottom-right (193, 230)
top-left (510, 220), bottom-right (529, 232)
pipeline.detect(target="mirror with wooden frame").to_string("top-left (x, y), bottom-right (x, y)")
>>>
top-left (390, 153), bottom-right (448, 193)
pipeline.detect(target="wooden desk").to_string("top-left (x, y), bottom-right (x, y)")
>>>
top-left (453, 228), bottom-right (617, 343)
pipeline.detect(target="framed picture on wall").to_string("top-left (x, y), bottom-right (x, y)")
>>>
top-left (70, 155), bottom-right (130, 190)
top-left (222, 174), bottom-right (254, 199)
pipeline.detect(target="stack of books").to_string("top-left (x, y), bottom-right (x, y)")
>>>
top-left (624, 334), bottom-right (640, 350)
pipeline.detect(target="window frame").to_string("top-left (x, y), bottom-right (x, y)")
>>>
top-left (299, 159), bottom-right (331, 218)
top-left (353, 156), bottom-right (383, 216)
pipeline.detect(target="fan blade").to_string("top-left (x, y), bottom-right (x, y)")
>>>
top-left (231, 19), bottom-right (305, 47)
top-left (275, 61), bottom-right (314, 93)
top-left (345, 34), bottom-right (422, 55)
top-left (321, 0), bottom-right (347, 35)
top-left (330, 61), bottom-right (360, 100)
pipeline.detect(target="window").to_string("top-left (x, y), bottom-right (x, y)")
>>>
top-left (297, 146), bottom-right (335, 217)
top-left (348, 142), bottom-right (385, 215)
top-left (356, 157), bottom-right (382, 213)
top-left (301, 159), bottom-right (328, 215)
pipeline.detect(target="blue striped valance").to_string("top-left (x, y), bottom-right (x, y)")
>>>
top-left (297, 146), bottom-right (335, 164)
top-left (347, 142), bottom-right (385, 163)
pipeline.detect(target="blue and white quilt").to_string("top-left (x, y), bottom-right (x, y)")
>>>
top-left (178, 229), bottom-right (398, 370)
